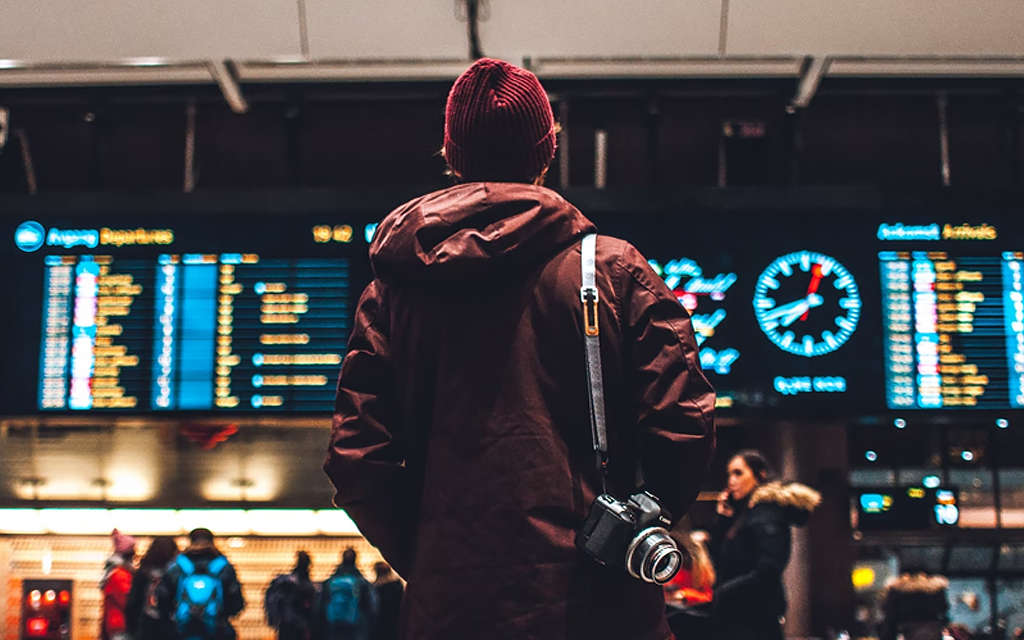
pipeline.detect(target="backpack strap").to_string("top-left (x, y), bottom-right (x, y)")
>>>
top-left (208, 556), bottom-right (229, 576)
top-left (580, 233), bottom-right (609, 493)
top-left (176, 554), bottom-right (195, 576)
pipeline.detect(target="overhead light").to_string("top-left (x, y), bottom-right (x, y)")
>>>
top-left (177, 509), bottom-right (250, 536)
top-left (0, 509), bottom-right (364, 536)
top-left (0, 60), bottom-right (21, 70)
top-left (1, 509), bottom-right (46, 534)
top-left (124, 57), bottom-right (169, 67)
top-left (41, 509), bottom-right (112, 535)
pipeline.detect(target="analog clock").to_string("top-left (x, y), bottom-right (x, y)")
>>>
top-left (753, 251), bottom-right (861, 357)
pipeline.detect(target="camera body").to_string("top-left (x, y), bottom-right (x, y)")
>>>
top-left (575, 491), bottom-right (682, 584)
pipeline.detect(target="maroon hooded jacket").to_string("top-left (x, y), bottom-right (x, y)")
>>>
top-left (325, 182), bottom-right (715, 640)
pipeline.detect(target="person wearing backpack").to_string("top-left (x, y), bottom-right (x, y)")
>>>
top-left (318, 549), bottom-right (377, 640)
top-left (101, 529), bottom-right (137, 640)
top-left (264, 551), bottom-right (317, 640)
top-left (156, 528), bottom-right (245, 640)
top-left (125, 536), bottom-right (179, 640)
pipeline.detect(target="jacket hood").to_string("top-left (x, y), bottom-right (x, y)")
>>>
top-left (370, 182), bottom-right (595, 285)
top-left (99, 553), bottom-right (131, 590)
top-left (884, 573), bottom-right (949, 595)
top-left (183, 539), bottom-right (221, 559)
top-left (749, 482), bottom-right (822, 527)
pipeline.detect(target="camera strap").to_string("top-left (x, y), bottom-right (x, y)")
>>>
top-left (580, 233), bottom-right (609, 492)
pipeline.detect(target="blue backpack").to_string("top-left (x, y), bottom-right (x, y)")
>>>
top-left (174, 555), bottom-right (229, 639)
top-left (323, 574), bottom-right (361, 627)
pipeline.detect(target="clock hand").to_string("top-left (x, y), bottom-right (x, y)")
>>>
top-left (762, 298), bottom-right (811, 322)
top-left (778, 294), bottom-right (824, 327)
top-left (800, 263), bottom-right (824, 321)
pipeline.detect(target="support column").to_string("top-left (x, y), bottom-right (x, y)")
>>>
top-left (781, 424), bottom-right (812, 638)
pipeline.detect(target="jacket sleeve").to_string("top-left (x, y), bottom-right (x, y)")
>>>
top-left (155, 566), bottom-right (177, 626)
top-left (104, 567), bottom-right (133, 637)
top-left (222, 562), bottom-right (246, 618)
top-left (123, 570), bottom-right (146, 635)
top-left (617, 243), bottom-right (716, 522)
top-left (323, 279), bottom-right (412, 577)
top-left (713, 507), bottom-right (791, 608)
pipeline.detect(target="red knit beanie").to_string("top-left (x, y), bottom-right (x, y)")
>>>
top-left (444, 58), bottom-right (557, 182)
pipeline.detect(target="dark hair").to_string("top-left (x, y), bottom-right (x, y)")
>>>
top-left (295, 551), bottom-right (312, 579)
top-left (732, 449), bottom-right (775, 485)
top-left (374, 562), bottom-right (393, 579)
top-left (140, 536), bottom-right (179, 570)
top-left (342, 548), bottom-right (357, 565)
top-left (189, 527), bottom-right (214, 543)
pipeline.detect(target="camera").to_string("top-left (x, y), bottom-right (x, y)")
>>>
top-left (575, 491), bottom-right (683, 584)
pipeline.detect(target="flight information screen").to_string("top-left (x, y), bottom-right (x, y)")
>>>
top-left (3, 194), bottom-right (1023, 418)
top-left (3, 213), bottom-right (374, 414)
top-left (880, 249), bottom-right (1023, 410)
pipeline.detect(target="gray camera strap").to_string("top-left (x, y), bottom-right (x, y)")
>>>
top-left (580, 233), bottom-right (609, 492)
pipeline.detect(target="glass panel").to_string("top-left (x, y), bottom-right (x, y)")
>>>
top-left (998, 579), bottom-right (1024, 635)
top-left (896, 546), bottom-right (945, 573)
top-left (850, 468), bottom-right (897, 487)
top-left (897, 468), bottom-right (942, 487)
top-left (1000, 470), bottom-right (1024, 528)
top-left (950, 469), bottom-right (997, 528)
top-left (948, 546), bottom-right (993, 572)
top-left (948, 577), bottom-right (991, 635)
top-left (998, 545), bottom-right (1024, 571)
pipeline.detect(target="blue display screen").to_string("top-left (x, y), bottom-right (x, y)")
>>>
top-left (4, 214), bottom-right (373, 414)
top-left (3, 195), bottom-right (1023, 418)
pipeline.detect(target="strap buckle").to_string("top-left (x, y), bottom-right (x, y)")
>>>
top-left (581, 286), bottom-right (599, 337)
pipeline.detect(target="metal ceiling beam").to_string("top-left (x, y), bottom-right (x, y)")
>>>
top-left (791, 56), bottom-right (831, 109)
top-left (208, 59), bottom-right (248, 114)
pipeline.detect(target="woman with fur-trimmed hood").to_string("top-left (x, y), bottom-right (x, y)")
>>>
top-left (709, 450), bottom-right (821, 640)
top-left (879, 571), bottom-right (949, 640)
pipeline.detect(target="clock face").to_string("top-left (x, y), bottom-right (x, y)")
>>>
top-left (753, 251), bottom-right (861, 357)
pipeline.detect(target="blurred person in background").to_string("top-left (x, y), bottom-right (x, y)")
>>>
top-left (324, 56), bottom-right (715, 640)
top-left (125, 535), bottom-right (179, 640)
top-left (318, 548), bottom-right (377, 640)
top-left (156, 528), bottom-right (245, 640)
top-left (101, 529), bottom-right (137, 640)
top-left (709, 450), bottom-right (821, 640)
top-left (878, 569), bottom-right (950, 640)
top-left (265, 550), bottom-right (318, 640)
top-left (371, 562), bottom-right (403, 640)
top-left (665, 528), bottom-right (715, 638)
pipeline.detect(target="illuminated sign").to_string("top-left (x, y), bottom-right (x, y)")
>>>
top-left (47, 227), bottom-right (99, 249)
top-left (15, 221), bottom-right (45, 252)
top-left (774, 376), bottom-right (848, 396)
top-left (650, 257), bottom-right (740, 375)
top-left (878, 223), bottom-right (941, 241)
top-left (877, 222), bottom-right (998, 241)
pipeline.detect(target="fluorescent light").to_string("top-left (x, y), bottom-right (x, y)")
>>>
top-left (317, 510), bottom-right (361, 535)
top-left (124, 57), bottom-right (168, 67)
top-left (0, 509), bottom-right (364, 537)
top-left (111, 509), bottom-right (181, 535)
top-left (249, 509), bottom-right (319, 535)
top-left (42, 509), bottom-right (112, 535)
top-left (1, 509), bottom-right (46, 534)
top-left (0, 60), bottom-right (21, 69)
top-left (177, 509), bottom-right (250, 536)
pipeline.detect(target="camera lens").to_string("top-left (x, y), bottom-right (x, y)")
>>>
top-left (625, 527), bottom-right (683, 585)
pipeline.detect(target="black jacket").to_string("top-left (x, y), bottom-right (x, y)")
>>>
top-left (155, 541), bottom-right (245, 640)
top-left (880, 574), bottom-right (949, 640)
top-left (126, 564), bottom-right (174, 640)
top-left (710, 482), bottom-right (820, 640)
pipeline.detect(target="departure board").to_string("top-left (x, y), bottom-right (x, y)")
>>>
top-left (4, 192), bottom-right (1024, 419)
top-left (881, 250), bottom-right (1023, 410)
top-left (2, 211), bottom-right (372, 414)
top-left (37, 254), bottom-right (348, 411)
